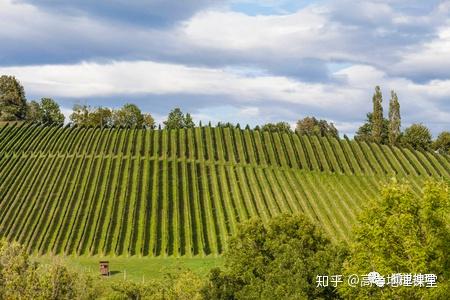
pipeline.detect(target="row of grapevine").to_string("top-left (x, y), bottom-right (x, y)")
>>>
top-left (1, 125), bottom-right (449, 180)
top-left (0, 156), bottom-right (445, 256)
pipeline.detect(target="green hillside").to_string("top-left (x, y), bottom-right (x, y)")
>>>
top-left (0, 123), bottom-right (448, 257)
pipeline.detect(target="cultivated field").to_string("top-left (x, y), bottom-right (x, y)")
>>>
top-left (0, 123), bottom-right (449, 257)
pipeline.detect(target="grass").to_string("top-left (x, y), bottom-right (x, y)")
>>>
top-left (32, 255), bottom-right (224, 282)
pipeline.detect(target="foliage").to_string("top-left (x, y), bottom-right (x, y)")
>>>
top-left (355, 112), bottom-right (389, 144)
top-left (202, 214), bottom-right (345, 300)
top-left (110, 270), bottom-right (204, 300)
top-left (70, 104), bottom-right (155, 128)
top-left (388, 90), bottom-right (401, 145)
top-left (295, 117), bottom-right (339, 138)
top-left (0, 75), bottom-right (27, 121)
top-left (372, 86), bottom-right (384, 143)
top-left (340, 180), bottom-right (450, 299)
top-left (184, 113), bottom-right (195, 128)
top-left (27, 98), bottom-right (65, 125)
top-left (163, 107), bottom-right (195, 129)
top-left (142, 113), bottom-right (156, 129)
top-left (26, 100), bottom-right (42, 123)
top-left (112, 103), bottom-right (144, 128)
top-left (433, 131), bottom-right (450, 155)
top-left (0, 239), bottom-right (98, 299)
top-left (261, 122), bottom-right (292, 133)
top-left (401, 123), bottom-right (432, 150)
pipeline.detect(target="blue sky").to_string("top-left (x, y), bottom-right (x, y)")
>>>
top-left (1, 0), bottom-right (450, 135)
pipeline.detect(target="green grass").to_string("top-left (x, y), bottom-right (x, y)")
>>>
top-left (32, 255), bottom-right (223, 282)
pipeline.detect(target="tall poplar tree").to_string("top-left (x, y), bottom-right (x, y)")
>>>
top-left (388, 90), bottom-right (401, 145)
top-left (372, 86), bottom-right (383, 143)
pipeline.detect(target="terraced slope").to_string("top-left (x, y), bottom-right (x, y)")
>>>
top-left (0, 123), bottom-right (448, 256)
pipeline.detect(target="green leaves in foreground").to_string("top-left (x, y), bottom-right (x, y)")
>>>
top-left (202, 214), bottom-right (345, 300)
top-left (340, 179), bottom-right (450, 299)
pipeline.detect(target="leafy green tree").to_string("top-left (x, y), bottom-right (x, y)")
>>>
top-left (355, 113), bottom-right (389, 144)
top-left (340, 180), bottom-right (450, 299)
top-left (401, 123), bottom-right (432, 150)
top-left (184, 113), bottom-right (195, 128)
top-left (164, 108), bottom-right (195, 129)
top-left (388, 90), bottom-right (401, 145)
top-left (203, 214), bottom-right (344, 299)
top-left (26, 100), bottom-right (42, 123)
top-left (70, 104), bottom-right (91, 126)
top-left (164, 108), bottom-right (185, 129)
top-left (295, 117), bottom-right (339, 138)
top-left (433, 131), bottom-right (450, 155)
top-left (40, 98), bottom-right (65, 125)
top-left (142, 113), bottom-right (155, 129)
top-left (26, 98), bottom-right (65, 125)
top-left (261, 122), bottom-right (292, 133)
top-left (90, 106), bottom-right (113, 128)
top-left (112, 103), bottom-right (144, 127)
top-left (0, 239), bottom-right (98, 299)
top-left (372, 86), bottom-right (384, 143)
top-left (0, 75), bottom-right (28, 121)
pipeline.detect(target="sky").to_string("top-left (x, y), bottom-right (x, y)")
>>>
top-left (0, 0), bottom-right (450, 136)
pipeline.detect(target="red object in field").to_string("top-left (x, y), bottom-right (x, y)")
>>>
top-left (99, 261), bottom-right (109, 276)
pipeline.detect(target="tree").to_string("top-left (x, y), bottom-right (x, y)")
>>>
top-left (142, 113), bottom-right (156, 129)
top-left (164, 108), bottom-right (195, 130)
top-left (295, 117), bottom-right (339, 138)
top-left (388, 90), bottom-right (401, 145)
top-left (372, 86), bottom-right (384, 143)
top-left (202, 214), bottom-right (344, 299)
top-left (0, 75), bottom-right (28, 121)
top-left (0, 239), bottom-right (98, 299)
top-left (26, 98), bottom-right (65, 125)
top-left (433, 131), bottom-right (450, 155)
top-left (26, 100), bottom-right (42, 123)
top-left (355, 113), bottom-right (389, 144)
top-left (70, 104), bottom-right (91, 126)
top-left (184, 113), bottom-right (195, 128)
top-left (112, 103), bottom-right (144, 127)
top-left (261, 122), bottom-right (292, 133)
top-left (40, 98), bottom-right (65, 125)
top-left (339, 180), bottom-right (450, 299)
top-left (91, 107), bottom-right (113, 128)
top-left (164, 108), bottom-right (185, 129)
top-left (401, 123), bottom-right (432, 150)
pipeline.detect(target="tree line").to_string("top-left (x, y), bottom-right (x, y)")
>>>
top-left (1, 75), bottom-right (449, 154)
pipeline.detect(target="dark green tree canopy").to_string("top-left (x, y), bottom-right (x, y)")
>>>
top-left (401, 123), bottom-right (432, 150)
top-left (261, 122), bottom-right (292, 133)
top-left (203, 214), bottom-right (344, 299)
top-left (0, 75), bottom-right (28, 121)
top-left (433, 131), bottom-right (450, 155)
top-left (295, 117), bottom-right (339, 138)
top-left (164, 108), bottom-right (195, 129)
top-left (355, 112), bottom-right (389, 144)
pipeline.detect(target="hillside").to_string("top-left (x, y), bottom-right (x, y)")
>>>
top-left (0, 123), bottom-right (449, 257)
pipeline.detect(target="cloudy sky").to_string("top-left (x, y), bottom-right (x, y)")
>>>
top-left (1, 0), bottom-right (450, 135)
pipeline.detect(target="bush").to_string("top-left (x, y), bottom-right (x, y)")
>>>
top-left (202, 214), bottom-right (345, 299)
top-left (339, 180), bottom-right (450, 299)
top-left (401, 124), bottom-right (432, 150)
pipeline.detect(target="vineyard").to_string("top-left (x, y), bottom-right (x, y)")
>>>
top-left (0, 123), bottom-right (449, 257)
